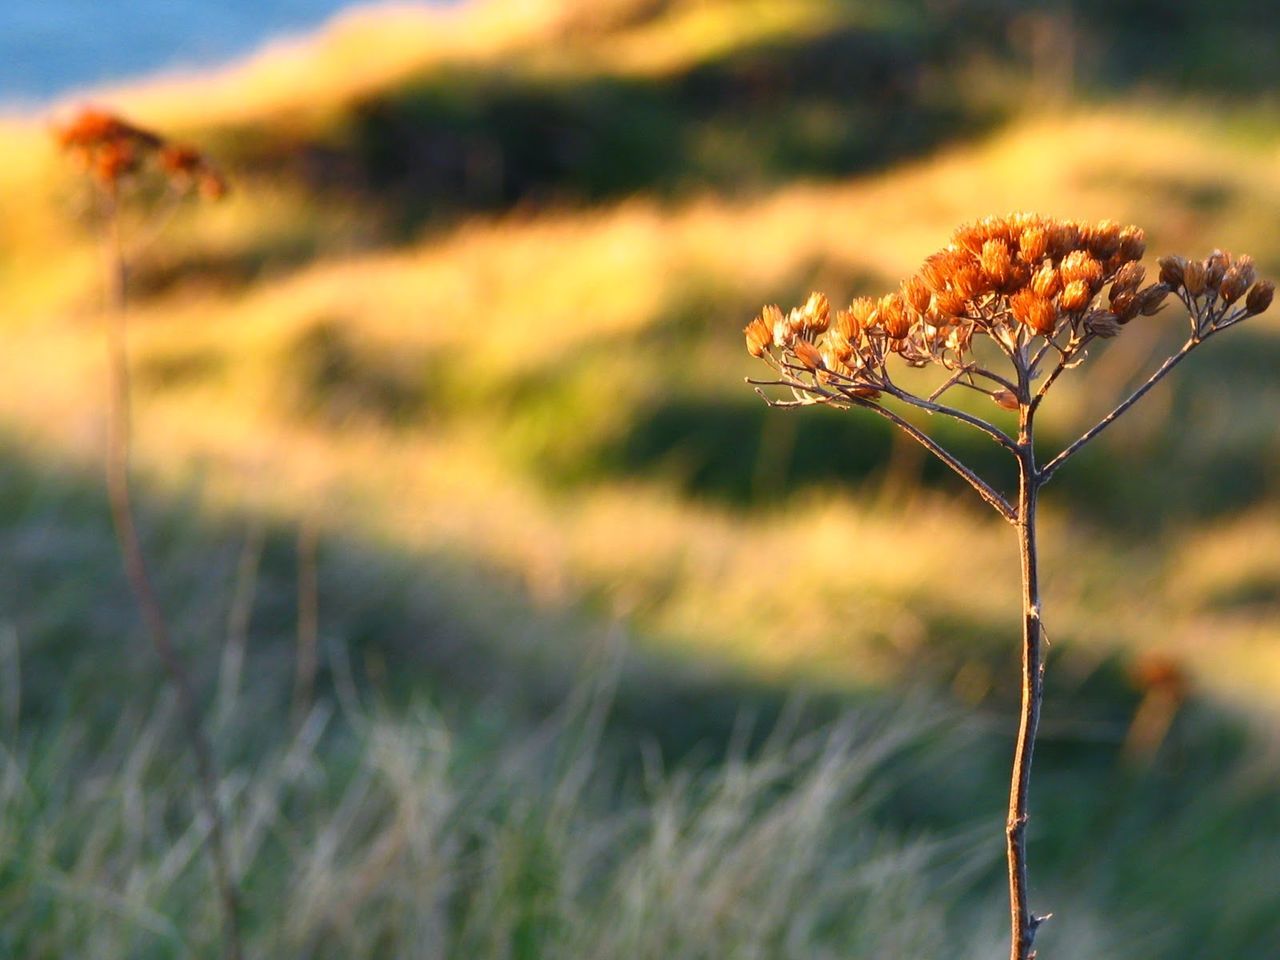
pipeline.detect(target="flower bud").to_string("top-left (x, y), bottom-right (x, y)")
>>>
top-left (1019, 226), bottom-right (1049, 263)
top-left (992, 389), bottom-right (1020, 411)
top-left (1204, 250), bottom-right (1229, 290)
top-left (832, 308), bottom-right (860, 343)
top-left (801, 292), bottom-right (831, 332)
top-left (1085, 219), bottom-right (1122, 260)
top-left (1109, 262), bottom-right (1146, 300)
top-left (744, 316), bottom-right (773, 358)
top-left (793, 339), bottom-right (824, 370)
top-left (902, 276), bottom-right (932, 314)
top-left (1084, 309), bottom-right (1121, 338)
top-left (1157, 255), bottom-right (1187, 289)
top-left (1059, 279), bottom-right (1092, 312)
top-left (849, 297), bottom-right (877, 329)
top-left (1246, 279), bottom-right (1275, 315)
top-left (1031, 262), bottom-right (1061, 299)
top-left (1060, 250), bottom-right (1103, 287)
top-left (1138, 283), bottom-right (1172, 316)
top-left (880, 293), bottom-right (911, 339)
top-left (1011, 289), bottom-right (1058, 335)
top-left (1183, 259), bottom-right (1207, 297)
top-left (1117, 225), bottom-right (1146, 262)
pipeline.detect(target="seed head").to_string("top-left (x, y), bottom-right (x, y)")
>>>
top-left (880, 293), bottom-right (911, 339)
top-left (1084, 219), bottom-right (1122, 260)
top-left (1246, 280), bottom-right (1275, 316)
top-left (793, 339), bottom-right (824, 370)
top-left (992, 389), bottom-right (1020, 410)
top-left (1157, 255), bottom-right (1187, 290)
top-left (1117, 225), bottom-right (1146, 262)
top-left (981, 239), bottom-right (1016, 290)
top-left (1060, 250), bottom-right (1103, 288)
top-left (801, 292), bottom-right (831, 333)
top-left (1019, 225), bottom-right (1049, 263)
top-left (1030, 262), bottom-right (1060, 299)
top-left (1219, 256), bottom-right (1257, 305)
top-left (1204, 250), bottom-right (1230, 290)
top-left (1138, 283), bottom-right (1172, 316)
top-left (744, 316), bottom-right (773, 358)
top-left (1010, 289), bottom-right (1058, 336)
top-left (1084, 309), bottom-right (1121, 338)
top-left (1109, 262), bottom-right (1146, 300)
top-left (1059, 279), bottom-right (1093, 313)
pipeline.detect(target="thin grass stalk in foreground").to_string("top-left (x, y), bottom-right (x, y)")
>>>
top-left (57, 109), bottom-right (243, 960)
top-left (743, 213), bottom-right (1273, 959)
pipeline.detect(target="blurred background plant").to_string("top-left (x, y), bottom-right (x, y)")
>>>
top-left (2, 0), bottom-right (1279, 956)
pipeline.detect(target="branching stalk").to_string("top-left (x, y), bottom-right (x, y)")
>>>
top-left (101, 195), bottom-right (244, 960)
top-left (1040, 338), bottom-right (1197, 483)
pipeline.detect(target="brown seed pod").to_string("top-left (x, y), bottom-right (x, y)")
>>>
top-left (1084, 219), bottom-right (1122, 260)
top-left (902, 276), bottom-right (933, 314)
top-left (1246, 279), bottom-right (1275, 315)
top-left (1138, 283), bottom-right (1172, 316)
top-left (1182, 259), bottom-right (1207, 297)
top-left (801, 292), bottom-right (831, 332)
top-left (981, 239), bottom-right (1016, 289)
top-left (1109, 262), bottom-right (1146, 300)
top-left (1047, 220), bottom-right (1082, 259)
top-left (1204, 250), bottom-right (1230, 290)
top-left (1084, 309), bottom-right (1121, 338)
top-left (1117, 225), bottom-right (1146, 262)
top-left (992, 389), bottom-right (1020, 410)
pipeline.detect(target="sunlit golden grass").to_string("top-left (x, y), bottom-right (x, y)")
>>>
top-left (4, 91), bottom-right (1280, 716)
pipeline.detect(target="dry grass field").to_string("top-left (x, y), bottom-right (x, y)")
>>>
top-left (2, 1), bottom-right (1279, 956)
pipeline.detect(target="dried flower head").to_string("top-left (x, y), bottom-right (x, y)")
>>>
top-left (745, 213), bottom-right (1271, 416)
top-left (55, 107), bottom-right (226, 199)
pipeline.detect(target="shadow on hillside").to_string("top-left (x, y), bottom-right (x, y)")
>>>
top-left (205, 23), bottom-right (1003, 238)
top-left (3, 433), bottom-right (1280, 955)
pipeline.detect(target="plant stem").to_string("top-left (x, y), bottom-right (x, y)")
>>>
top-left (101, 196), bottom-right (244, 960)
top-left (1007, 412), bottom-right (1046, 960)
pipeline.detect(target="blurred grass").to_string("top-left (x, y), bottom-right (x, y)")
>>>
top-left (2, 0), bottom-right (1280, 955)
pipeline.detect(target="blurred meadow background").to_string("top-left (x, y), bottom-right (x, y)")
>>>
top-left (3, 0), bottom-right (1280, 956)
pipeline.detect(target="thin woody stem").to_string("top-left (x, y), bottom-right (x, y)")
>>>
top-left (1039, 337), bottom-right (1198, 483)
top-left (861, 399), bottom-right (1017, 522)
top-left (101, 196), bottom-right (244, 960)
top-left (877, 384), bottom-right (1020, 455)
top-left (748, 375), bottom-right (1018, 521)
top-left (1006, 403), bottom-right (1048, 960)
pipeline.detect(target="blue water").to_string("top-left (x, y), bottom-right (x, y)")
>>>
top-left (0, 0), bottom-right (440, 107)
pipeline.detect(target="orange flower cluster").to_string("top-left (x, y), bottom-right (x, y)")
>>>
top-left (745, 213), bottom-right (1274, 401)
top-left (55, 107), bottom-right (226, 199)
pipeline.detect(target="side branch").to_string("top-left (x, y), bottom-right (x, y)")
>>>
top-left (883, 385), bottom-right (1022, 456)
top-left (1039, 338), bottom-right (1197, 483)
top-left (865, 400), bottom-right (1017, 522)
top-left (747, 374), bottom-right (1018, 522)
